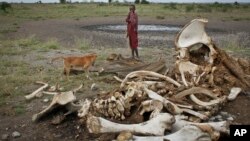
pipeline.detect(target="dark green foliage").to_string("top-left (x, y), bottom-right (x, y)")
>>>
top-left (60, 0), bottom-right (66, 4)
top-left (135, 0), bottom-right (140, 4)
top-left (0, 2), bottom-right (12, 13)
top-left (141, 0), bottom-right (149, 4)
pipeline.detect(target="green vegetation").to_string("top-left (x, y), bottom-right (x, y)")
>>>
top-left (0, 3), bottom-right (249, 36)
top-left (0, 3), bottom-right (249, 20)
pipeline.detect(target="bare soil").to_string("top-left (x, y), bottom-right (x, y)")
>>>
top-left (1, 17), bottom-right (250, 141)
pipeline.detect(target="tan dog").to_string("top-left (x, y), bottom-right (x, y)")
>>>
top-left (51, 53), bottom-right (97, 80)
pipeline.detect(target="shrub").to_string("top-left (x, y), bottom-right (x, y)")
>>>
top-left (0, 2), bottom-right (12, 13)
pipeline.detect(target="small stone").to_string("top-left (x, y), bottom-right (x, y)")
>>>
top-left (43, 98), bottom-right (49, 103)
top-left (215, 115), bottom-right (222, 119)
top-left (220, 111), bottom-right (228, 117)
top-left (1, 134), bottom-right (9, 140)
top-left (227, 117), bottom-right (234, 121)
top-left (209, 117), bottom-right (216, 121)
top-left (12, 131), bottom-right (21, 138)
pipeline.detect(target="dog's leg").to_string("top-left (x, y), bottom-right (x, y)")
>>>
top-left (65, 67), bottom-right (70, 81)
top-left (83, 65), bottom-right (91, 80)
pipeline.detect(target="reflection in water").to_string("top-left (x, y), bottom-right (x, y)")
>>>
top-left (97, 25), bottom-right (181, 32)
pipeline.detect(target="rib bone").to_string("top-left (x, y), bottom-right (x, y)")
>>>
top-left (25, 81), bottom-right (49, 100)
top-left (120, 70), bottom-right (181, 88)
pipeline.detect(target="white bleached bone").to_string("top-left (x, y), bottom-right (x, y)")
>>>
top-left (181, 108), bottom-right (208, 120)
top-left (138, 100), bottom-right (163, 119)
top-left (32, 84), bottom-right (82, 122)
top-left (174, 87), bottom-right (218, 99)
top-left (175, 60), bottom-right (205, 86)
top-left (175, 18), bottom-right (217, 64)
top-left (227, 87), bottom-right (242, 101)
top-left (25, 81), bottom-right (49, 100)
top-left (143, 86), bottom-right (182, 114)
top-left (133, 125), bottom-right (212, 141)
top-left (173, 115), bottom-right (229, 134)
top-left (77, 99), bottom-right (92, 118)
top-left (86, 113), bottom-right (175, 136)
top-left (143, 86), bottom-right (207, 120)
top-left (189, 94), bottom-right (226, 107)
top-left (175, 19), bottom-right (211, 48)
top-left (120, 70), bottom-right (181, 88)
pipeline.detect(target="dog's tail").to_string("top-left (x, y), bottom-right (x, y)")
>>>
top-left (50, 56), bottom-right (64, 64)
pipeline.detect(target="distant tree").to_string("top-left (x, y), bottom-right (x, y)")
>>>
top-left (141, 0), bottom-right (149, 4)
top-left (234, 1), bottom-right (239, 5)
top-left (60, 0), bottom-right (66, 3)
top-left (0, 2), bottom-right (12, 13)
top-left (135, 0), bottom-right (140, 4)
top-left (214, 1), bottom-right (219, 5)
top-left (109, 0), bottom-right (112, 3)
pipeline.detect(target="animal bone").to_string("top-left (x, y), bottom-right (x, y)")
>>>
top-left (173, 115), bottom-right (229, 134)
top-left (138, 100), bottom-right (163, 119)
top-left (175, 60), bottom-right (205, 86)
top-left (120, 70), bottom-right (181, 88)
top-left (133, 125), bottom-right (212, 141)
top-left (175, 19), bottom-right (211, 48)
top-left (32, 84), bottom-right (82, 122)
top-left (143, 86), bottom-right (182, 114)
top-left (227, 87), bottom-right (242, 101)
top-left (175, 19), bottom-right (217, 65)
top-left (86, 113), bottom-right (175, 136)
top-left (76, 99), bottom-right (92, 118)
top-left (25, 81), bottom-right (49, 100)
top-left (144, 86), bottom-right (207, 119)
top-left (181, 108), bottom-right (208, 120)
top-left (174, 87), bottom-right (218, 99)
top-left (189, 94), bottom-right (226, 107)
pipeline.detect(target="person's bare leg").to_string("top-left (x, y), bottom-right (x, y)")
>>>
top-left (131, 48), bottom-right (135, 59)
top-left (135, 48), bottom-right (139, 59)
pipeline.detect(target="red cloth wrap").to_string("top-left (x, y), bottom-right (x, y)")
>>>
top-left (126, 11), bottom-right (138, 49)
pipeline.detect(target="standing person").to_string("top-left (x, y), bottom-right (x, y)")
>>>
top-left (126, 4), bottom-right (139, 59)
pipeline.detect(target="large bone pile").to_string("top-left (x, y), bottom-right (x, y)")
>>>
top-left (27, 19), bottom-right (250, 141)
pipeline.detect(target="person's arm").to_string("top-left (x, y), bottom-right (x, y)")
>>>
top-left (135, 13), bottom-right (138, 32)
top-left (126, 12), bottom-right (130, 23)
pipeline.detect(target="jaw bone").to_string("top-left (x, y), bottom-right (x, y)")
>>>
top-left (86, 113), bottom-right (175, 136)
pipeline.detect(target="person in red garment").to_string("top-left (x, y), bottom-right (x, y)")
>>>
top-left (126, 4), bottom-right (139, 59)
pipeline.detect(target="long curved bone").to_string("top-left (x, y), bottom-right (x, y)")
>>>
top-left (133, 125), bottom-right (212, 141)
top-left (120, 70), bottom-right (181, 88)
top-left (174, 87), bottom-right (218, 99)
top-left (86, 113), bottom-right (175, 136)
top-left (189, 95), bottom-right (226, 107)
top-left (25, 81), bottom-right (49, 100)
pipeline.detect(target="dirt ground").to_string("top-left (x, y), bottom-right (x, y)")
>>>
top-left (1, 17), bottom-right (250, 141)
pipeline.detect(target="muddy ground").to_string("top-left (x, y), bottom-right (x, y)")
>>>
top-left (1, 17), bottom-right (250, 141)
